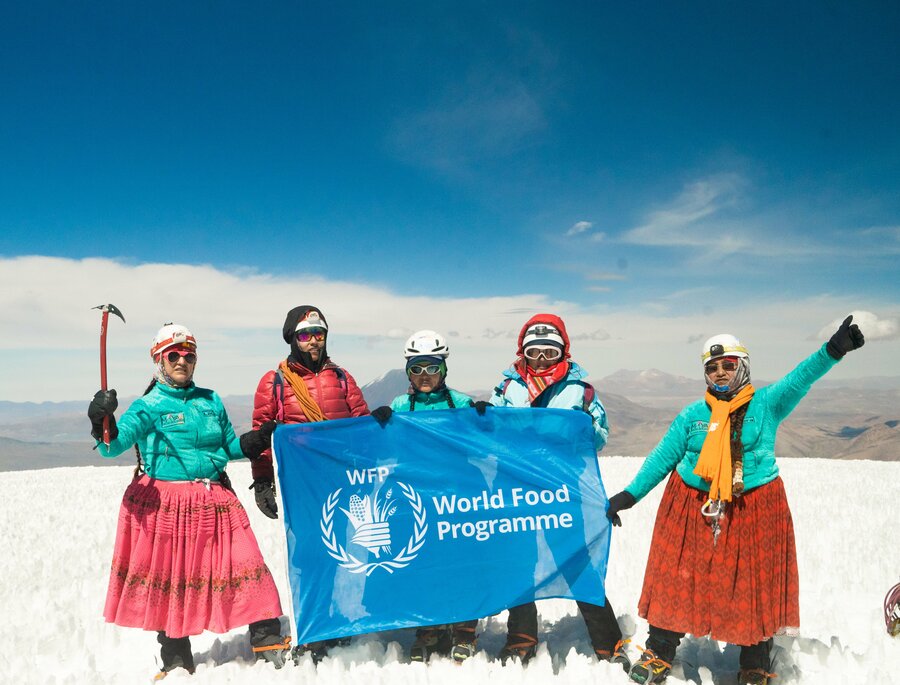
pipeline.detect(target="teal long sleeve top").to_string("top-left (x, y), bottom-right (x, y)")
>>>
top-left (96, 381), bottom-right (245, 481)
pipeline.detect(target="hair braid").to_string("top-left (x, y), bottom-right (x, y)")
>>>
top-left (730, 403), bottom-right (749, 495)
top-left (132, 379), bottom-right (157, 479)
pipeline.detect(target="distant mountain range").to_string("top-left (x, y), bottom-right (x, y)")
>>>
top-left (2, 369), bottom-right (897, 471)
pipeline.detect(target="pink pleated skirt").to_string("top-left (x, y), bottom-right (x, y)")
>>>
top-left (104, 475), bottom-right (283, 638)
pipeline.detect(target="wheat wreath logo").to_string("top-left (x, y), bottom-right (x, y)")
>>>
top-left (320, 482), bottom-right (427, 575)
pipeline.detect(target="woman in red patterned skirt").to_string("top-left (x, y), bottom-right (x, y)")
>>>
top-left (605, 316), bottom-right (865, 685)
top-left (88, 323), bottom-right (290, 679)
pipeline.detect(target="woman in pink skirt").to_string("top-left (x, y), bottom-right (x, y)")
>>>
top-left (605, 316), bottom-right (865, 685)
top-left (88, 323), bottom-right (289, 679)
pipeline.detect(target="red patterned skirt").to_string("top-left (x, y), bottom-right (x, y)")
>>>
top-left (638, 473), bottom-right (799, 646)
top-left (104, 475), bottom-right (283, 638)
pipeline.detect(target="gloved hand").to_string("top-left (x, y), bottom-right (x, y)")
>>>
top-left (250, 477), bottom-right (278, 519)
top-left (826, 314), bottom-right (865, 359)
top-left (371, 406), bottom-right (392, 426)
top-left (473, 400), bottom-right (492, 416)
top-left (88, 389), bottom-right (119, 441)
top-left (240, 420), bottom-right (276, 460)
top-left (606, 491), bottom-right (636, 527)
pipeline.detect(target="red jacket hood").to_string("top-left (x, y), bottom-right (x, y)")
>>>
top-left (516, 313), bottom-right (571, 359)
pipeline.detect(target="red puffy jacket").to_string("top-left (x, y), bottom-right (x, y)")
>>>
top-left (251, 359), bottom-right (369, 480)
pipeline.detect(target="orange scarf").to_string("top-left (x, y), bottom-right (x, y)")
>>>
top-left (692, 384), bottom-right (755, 502)
top-left (279, 361), bottom-right (326, 423)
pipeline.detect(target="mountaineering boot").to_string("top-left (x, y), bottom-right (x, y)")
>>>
top-left (252, 635), bottom-right (292, 668)
top-left (498, 632), bottom-right (538, 665)
top-left (595, 638), bottom-right (632, 672)
top-left (738, 668), bottom-right (777, 684)
top-left (291, 637), bottom-right (350, 665)
top-left (249, 618), bottom-right (291, 669)
top-left (409, 627), bottom-right (453, 662)
top-left (628, 646), bottom-right (672, 683)
top-left (450, 625), bottom-right (478, 663)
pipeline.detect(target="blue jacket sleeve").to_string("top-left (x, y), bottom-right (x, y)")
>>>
top-left (489, 380), bottom-right (508, 407)
top-left (586, 391), bottom-right (609, 451)
top-left (625, 410), bottom-right (690, 502)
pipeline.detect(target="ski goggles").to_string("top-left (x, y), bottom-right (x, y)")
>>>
top-left (165, 348), bottom-right (197, 364)
top-left (408, 364), bottom-right (444, 376)
top-left (523, 345), bottom-right (563, 361)
top-left (704, 358), bottom-right (739, 375)
top-left (296, 327), bottom-right (327, 342)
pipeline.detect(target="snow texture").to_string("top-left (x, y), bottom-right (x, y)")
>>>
top-left (4, 458), bottom-right (898, 684)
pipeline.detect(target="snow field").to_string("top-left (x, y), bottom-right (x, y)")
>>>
top-left (3, 458), bottom-right (898, 684)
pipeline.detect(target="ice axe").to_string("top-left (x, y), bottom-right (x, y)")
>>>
top-left (92, 303), bottom-right (126, 445)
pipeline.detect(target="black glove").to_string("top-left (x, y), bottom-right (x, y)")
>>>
top-left (88, 389), bottom-right (119, 441)
top-left (473, 400), bottom-right (492, 416)
top-left (606, 491), bottom-right (636, 527)
top-left (250, 477), bottom-right (278, 519)
top-left (240, 420), bottom-right (276, 460)
top-left (826, 314), bottom-right (865, 359)
top-left (371, 405), bottom-right (392, 426)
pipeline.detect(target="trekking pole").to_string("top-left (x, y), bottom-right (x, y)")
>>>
top-left (92, 304), bottom-right (126, 446)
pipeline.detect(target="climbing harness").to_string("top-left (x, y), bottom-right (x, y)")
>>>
top-left (701, 498), bottom-right (728, 546)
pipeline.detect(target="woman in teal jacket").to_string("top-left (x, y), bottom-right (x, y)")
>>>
top-left (371, 330), bottom-right (479, 663)
top-left (607, 316), bottom-right (865, 685)
top-left (87, 323), bottom-right (290, 679)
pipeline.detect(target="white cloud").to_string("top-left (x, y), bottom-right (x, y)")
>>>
top-left (566, 221), bottom-right (592, 237)
top-left (570, 329), bottom-right (611, 342)
top-left (621, 174), bottom-right (746, 251)
top-left (585, 272), bottom-right (626, 282)
top-left (816, 310), bottom-right (900, 342)
top-left (619, 174), bottom-right (857, 262)
top-left (1, 256), bottom-right (896, 402)
top-left (390, 77), bottom-right (545, 175)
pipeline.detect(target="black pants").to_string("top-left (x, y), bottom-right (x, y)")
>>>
top-left (507, 598), bottom-right (622, 652)
top-left (646, 625), bottom-right (772, 671)
top-left (156, 633), bottom-right (194, 672)
top-left (158, 618), bottom-right (282, 670)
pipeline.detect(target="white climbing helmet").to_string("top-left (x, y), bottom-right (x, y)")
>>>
top-left (150, 323), bottom-right (197, 360)
top-left (403, 330), bottom-right (449, 359)
top-left (700, 334), bottom-right (749, 365)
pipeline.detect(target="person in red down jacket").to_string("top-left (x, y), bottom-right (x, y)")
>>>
top-left (248, 305), bottom-right (369, 662)
top-left (250, 305), bottom-right (369, 516)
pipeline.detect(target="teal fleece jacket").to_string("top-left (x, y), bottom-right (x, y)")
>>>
top-left (625, 344), bottom-right (839, 502)
top-left (97, 381), bottom-right (245, 481)
top-left (389, 387), bottom-right (474, 412)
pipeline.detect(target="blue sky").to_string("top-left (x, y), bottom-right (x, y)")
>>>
top-left (1, 2), bottom-right (898, 401)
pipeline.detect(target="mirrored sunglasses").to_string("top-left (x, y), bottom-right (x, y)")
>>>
top-left (524, 345), bottom-right (563, 361)
top-left (408, 364), bottom-right (443, 376)
top-left (704, 359), bottom-right (738, 375)
top-left (165, 349), bottom-right (197, 364)
top-left (296, 328), bottom-right (327, 342)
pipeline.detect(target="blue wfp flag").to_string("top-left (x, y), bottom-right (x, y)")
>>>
top-left (273, 407), bottom-right (612, 645)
